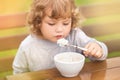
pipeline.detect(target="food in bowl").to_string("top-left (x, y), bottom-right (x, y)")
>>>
top-left (57, 38), bottom-right (68, 47)
top-left (54, 52), bottom-right (85, 77)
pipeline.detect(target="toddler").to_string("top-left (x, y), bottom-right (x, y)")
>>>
top-left (13, 0), bottom-right (108, 74)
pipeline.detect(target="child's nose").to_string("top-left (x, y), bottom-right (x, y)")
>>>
top-left (55, 25), bottom-right (64, 33)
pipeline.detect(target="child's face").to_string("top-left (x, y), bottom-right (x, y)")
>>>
top-left (40, 15), bottom-right (72, 42)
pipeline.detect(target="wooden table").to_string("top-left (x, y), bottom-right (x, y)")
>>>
top-left (6, 57), bottom-right (120, 80)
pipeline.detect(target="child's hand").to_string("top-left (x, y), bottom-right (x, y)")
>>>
top-left (83, 42), bottom-right (103, 58)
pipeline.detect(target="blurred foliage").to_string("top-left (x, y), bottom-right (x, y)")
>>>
top-left (0, 0), bottom-right (120, 78)
top-left (0, 70), bottom-right (12, 78)
top-left (75, 0), bottom-right (119, 5)
top-left (0, 49), bottom-right (17, 58)
top-left (0, 27), bottom-right (29, 37)
top-left (0, 0), bottom-right (31, 15)
top-left (0, 0), bottom-right (120, 57)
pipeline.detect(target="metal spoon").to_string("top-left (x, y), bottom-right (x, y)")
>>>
top-left (66, 44), bottom-right (88, 51)
top-left (57, 38), bottom-right (87, 51)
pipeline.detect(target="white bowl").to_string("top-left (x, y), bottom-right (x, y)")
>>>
top-left (54, 52), bottom-right (85, 77)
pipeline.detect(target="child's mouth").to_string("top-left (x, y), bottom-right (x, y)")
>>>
top-left (56, 35), bottom-right (63, 39)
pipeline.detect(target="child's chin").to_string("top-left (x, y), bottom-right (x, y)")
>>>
top-left (49, 39), bottom-right (57, 43)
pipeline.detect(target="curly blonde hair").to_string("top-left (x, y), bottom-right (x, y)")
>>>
top-left (27, 0), bottom-right (81, 36)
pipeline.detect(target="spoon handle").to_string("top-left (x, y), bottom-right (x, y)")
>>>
top-left (67, 44), bottom-right (88, 51)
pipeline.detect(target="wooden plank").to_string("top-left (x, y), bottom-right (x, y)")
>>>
top-left (0, 77), bottom-right (6, 80)
top-left (5, 57), bottom-right (120, 80)
top-left (0, 12), bottom-right (27, 29)
top-left (82, 57), bottom-right (120, 73)
top-left (80, 1), bottom-right (120, 18)
top-left (82, 22), bottom-right (120, 53)
top-left (82, 22), bottom-right (120, 37)
top-left (104, 39), bottom-right (120, 53)
top-left (0, 34), bottom-right (28, 51)
top-left (80, 1), bottom-right (120, 53)
top-left (0, 56), bottom-right (14, 72)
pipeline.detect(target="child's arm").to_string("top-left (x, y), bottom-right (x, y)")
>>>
top-left (73, 28), bottom-right (108, 61)
top-left (83, 41), bottom-right (108, 61)
top-left (12, 45), bottom-right (29, 74)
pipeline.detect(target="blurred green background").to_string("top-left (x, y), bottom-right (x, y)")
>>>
top-left (0, 0), bottom-right (120, 78)
top-left (0, 0), bottom-right (120, 58)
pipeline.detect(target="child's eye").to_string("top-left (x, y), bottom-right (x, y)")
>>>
top-left (63, 23), bottom-right (69, 25)
top-left (48, 23), bottom-right (55, 26)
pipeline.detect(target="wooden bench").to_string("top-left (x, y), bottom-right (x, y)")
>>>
top-left (80, 1), bottom-right (120, 53)
top-left (0, 1), bottom-right (120, 80)
top-left (0, 13), bottom-right (28, 80)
